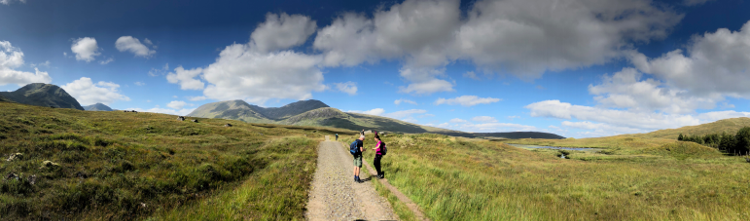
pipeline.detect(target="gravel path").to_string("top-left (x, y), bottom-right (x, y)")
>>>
top-left (306, 138), bottom-right (397, 221)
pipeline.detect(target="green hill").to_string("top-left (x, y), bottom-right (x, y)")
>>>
top-left (634, 117), bottom-right (750, 139)
top-left (83, 103), bottom-right (113, 111)
top-left (0, 83), bottom-right (84, 110)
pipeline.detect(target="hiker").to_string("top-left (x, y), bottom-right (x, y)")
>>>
top-left (361, 129), bottom-right (365, 136)
top-left (372, 134), bottom-right (386, 179)
top-left (335, 133), bottom-right (339, 141)
top-left (351, 135), bottom-right (365, 183)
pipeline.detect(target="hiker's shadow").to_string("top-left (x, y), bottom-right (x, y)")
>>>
top-left (360, 175), bottom-right (376, 182)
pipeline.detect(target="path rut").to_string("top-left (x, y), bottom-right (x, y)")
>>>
top-left (306, 138), bottom-right (397, 221)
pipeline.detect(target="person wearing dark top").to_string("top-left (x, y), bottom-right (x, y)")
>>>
top-left (353, 135), bottom-right (365, 182)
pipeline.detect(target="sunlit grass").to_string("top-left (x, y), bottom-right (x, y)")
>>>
top-left (152, 137), bottom-right (317, 220)
top-left (366, 133), bottom-right (750, 220)
top-left (0, 101), bottom-right (337, 220)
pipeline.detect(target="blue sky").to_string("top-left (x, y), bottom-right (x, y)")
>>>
top-left (2, 0), bottom-right (750, 138)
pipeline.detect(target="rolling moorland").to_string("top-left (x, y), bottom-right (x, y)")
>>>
top-left (2, 83), bottom-right (749, 220)
top-left (0, 100), bottom-right (356, 220)
top-left (353, 125), bottom-right (750, 220)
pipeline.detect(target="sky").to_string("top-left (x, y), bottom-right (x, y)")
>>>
top-left (2, 0), bottom-right (750, 138)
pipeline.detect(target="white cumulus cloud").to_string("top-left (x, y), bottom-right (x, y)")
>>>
top-left (99, 58), bottom-right (114, 65)
top-left (167, 100), bottom-right (191, 110)
top-left (0, 41), bottom-right (52, 86)
top-left (187, 96), bottom-right (207, 101)
top-left (313, 0), bottom-right (682, 85)
top-left (457, 122), bottom-right (537, 132)
top-left (127, 106), bottom-right (195, 116)
top-left (629, 20), bottom-right (750, 98)
top-left (435, 95), bottom-right (501, 107)
top-left (1, 0), bottom-right (26, 5)
top-left (348, 108), bottom-right (386, 116)
top-left (61, 77), bottom-right (130, 105)
top-left (250, 13), bottom-right (317, 53)
top-left (166, 66), bottom-right (204, 90)
top-left (201, 44), bottom-right (325, 104)
top-left (115, 36), bottom-right (156, 58)
top-left (449, 118), bottom-right (467, 123)
top-left (394, 99), bottom-right (417, 105)
top-left (71, 37), bottom-right (101, 62)
top-left (334, 81), bottom-right (357, 95)
top-left (589, 67), bottom-right (722, 114)
top-left (471, 116), bottom-right (498, 123)
top-left (383, 109), bottom-right (427, 119)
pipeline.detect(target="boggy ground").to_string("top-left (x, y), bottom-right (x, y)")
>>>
top-left (361, 133), bottom-right (750, 221)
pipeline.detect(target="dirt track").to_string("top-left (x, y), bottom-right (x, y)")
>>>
top-left (306, 138), bottom-right (396, 221)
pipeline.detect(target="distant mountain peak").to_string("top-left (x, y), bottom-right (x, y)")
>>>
top-left (84, 103), bottom-right (113, 111)
top-left (0, 83), bottom-right (84, 110)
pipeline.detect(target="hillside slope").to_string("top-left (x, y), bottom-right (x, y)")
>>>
top-left (187, 100), bottom-right (272, 123)
top-left (0, 83), bottom-right (84, 110)
top-left (634, 117), bottom-right (750, 139)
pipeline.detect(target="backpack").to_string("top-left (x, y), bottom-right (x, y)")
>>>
top-left (350, 140), bottom-right (361, 155)
top-left (380, 141), bottom-right (387, 156)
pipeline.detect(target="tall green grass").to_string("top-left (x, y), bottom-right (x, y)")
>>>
top-left (152, 136), bottom-right (317, 220)
top-left (366, 133), bottom-right (750, 220)
top-left (0, 101), bottom-right (324, 220)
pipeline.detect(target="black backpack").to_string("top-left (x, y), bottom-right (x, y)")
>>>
top-left (380, 141), bottom-right (387, 156)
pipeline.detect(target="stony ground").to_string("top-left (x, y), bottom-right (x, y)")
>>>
top-left (306, 139), bottom-right (397, 221)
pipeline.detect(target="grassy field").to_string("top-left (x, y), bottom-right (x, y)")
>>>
top-left (0, 101), bottom-right (349, 220)
top-left (356, 133), bottom-right (750, 220)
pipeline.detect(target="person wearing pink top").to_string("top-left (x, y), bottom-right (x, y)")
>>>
top-left (371, 134), bottom-right (385, 179)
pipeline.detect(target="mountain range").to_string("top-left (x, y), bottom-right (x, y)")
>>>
top-left (188, 99), bottom-right (566, 139)
top-left (0, 83), bottom-right (84, 110)
top-left (0, 83), bottom-right (564, 138)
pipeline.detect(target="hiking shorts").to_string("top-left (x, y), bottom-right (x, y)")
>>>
top-left (353, 154), bottom-right (363, 168)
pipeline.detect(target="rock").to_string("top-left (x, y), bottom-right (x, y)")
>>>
top-left (75, 171), bottom-right (88, 179)
top-left (177, 116), bottom-right (186, 121)
top-left (4, 172), bottom-right (18, 180)
top-left (191, 119), bottom-right (199, 123)
top-left (6, 152), bottom-right (23, 161)
top-left (41, 160), bottom-right (59, 168)
top-left (224, 123), bottom-right (232, 127)
top-left (29, 174), bottom-right (37, 185)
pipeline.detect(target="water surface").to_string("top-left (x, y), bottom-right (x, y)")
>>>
top-left (506, 143), bottom-right (601, 151)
